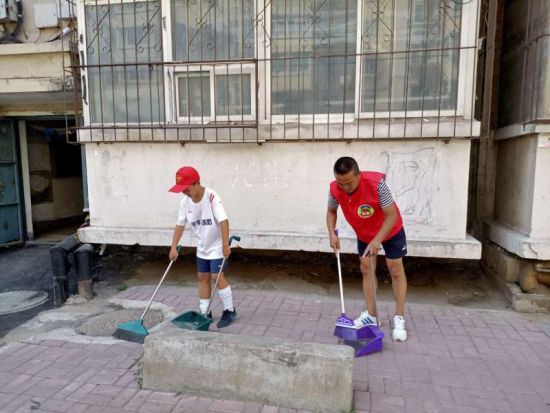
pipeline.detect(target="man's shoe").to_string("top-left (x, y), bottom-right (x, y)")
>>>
top-left (353, 310), bottom-right (377, 328)
top-left (217, 308), bottom-right (237, 328)
top-left (392, 315), bottom-right (407, 342)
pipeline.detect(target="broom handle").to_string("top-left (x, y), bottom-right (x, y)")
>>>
top-left (140, 258), bottom-right (176, 320)
top-left (336, 250), bottom-right (346, 315)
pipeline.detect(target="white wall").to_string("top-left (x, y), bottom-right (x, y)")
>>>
top-left (494, 135), bottom-right (537, 235)
top-left (531, 135), bottom-right (550, 239)
top-left (31, 177), bottom-right (84, 222)
top-left (83, 140), bottom-right (474, 255)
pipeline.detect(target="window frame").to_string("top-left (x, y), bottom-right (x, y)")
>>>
top-left (169, 63), bottom-right (257, 124)
top-left (354, 0), bottom-right (479, 120)
top-left (79, 0), bottom-right (166, 128)
top-left (79, 0), bottom-right (480, 129)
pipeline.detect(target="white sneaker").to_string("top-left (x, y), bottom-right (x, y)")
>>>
top-left (353, 311), bottom-right (377, 329)
top-left (392, 315), bottom-right (407, 342)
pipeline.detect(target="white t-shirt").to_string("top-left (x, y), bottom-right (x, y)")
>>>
top-left (177, 187), bottom-right (228, 259)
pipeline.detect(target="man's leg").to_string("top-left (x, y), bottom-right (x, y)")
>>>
top-left (359, 254), bottom-right (378, 317)
top-left (386, 257), bottom-right (407, 316)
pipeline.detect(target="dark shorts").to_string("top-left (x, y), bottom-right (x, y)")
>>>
top-left (196, 257), bottom-right (228, 273)
top-left (358, 227), bottom-right (407, 259)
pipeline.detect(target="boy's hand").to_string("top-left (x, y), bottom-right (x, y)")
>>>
top-left (223, 243), bottom-right (231, 258)
top-left (330, 234), bottom-right (340, 252)
top-left (169, 246), bottom-right (179, 261)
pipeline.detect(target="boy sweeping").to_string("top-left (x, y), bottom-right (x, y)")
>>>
top-left (168, 166), bottom-right (237, 328)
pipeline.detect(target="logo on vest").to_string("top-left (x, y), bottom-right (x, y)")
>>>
top-left (357, 204), bottom-right (374, 218)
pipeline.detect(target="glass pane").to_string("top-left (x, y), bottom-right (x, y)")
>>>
top-left (178, 73), bottom-right (211, 117)
top-left (172, 0), bottom-right (255, 61)
top-left (86, 2), bottom-right (164, 124)
top-left (215, 73), bottom-right (252, 117)
top-left (271, 0), bottom-right (357, 115)
top-left (361, 0), bottom-right (461, 112)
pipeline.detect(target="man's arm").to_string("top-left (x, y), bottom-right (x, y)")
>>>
top-left (169, 225), bottom-right (185, 260)
top-left (365, 204), bottom-right (398, 256)
top-left (220, 219), bottom-right (230, 257)
top-left (326, 207), bottom-right (340, 251)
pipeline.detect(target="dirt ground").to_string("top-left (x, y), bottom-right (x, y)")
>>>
top-left (96, 246), bottom-right (511, 311)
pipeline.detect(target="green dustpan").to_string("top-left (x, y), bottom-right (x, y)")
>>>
top-left (172, 311), bottom-right (213, 331)
top-left (172, 235), bottom-right (240, 331)
top-left (114, 319), bottom-right (149, 343)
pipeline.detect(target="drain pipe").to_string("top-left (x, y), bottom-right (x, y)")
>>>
top-left (50, 235), bottom-right (80, 306)
top-left (75, 244), bottom-right (94, 300)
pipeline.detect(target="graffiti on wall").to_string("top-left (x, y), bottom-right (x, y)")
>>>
top-left (382, 148), bottom-right (438, 225)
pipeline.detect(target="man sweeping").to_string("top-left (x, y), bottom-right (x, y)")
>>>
top-left (326, 157), bottom-right (408, 342)
top-left (168, 166), bottom-right (237, 328)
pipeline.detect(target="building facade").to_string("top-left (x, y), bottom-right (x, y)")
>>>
top-left (0, 0), bottom-right (84, 245)
top-left (75, 0), bottom-right (482, 258)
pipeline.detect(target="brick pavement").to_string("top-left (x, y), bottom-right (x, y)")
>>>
top-left (1, 285), bottom-right (549, 413)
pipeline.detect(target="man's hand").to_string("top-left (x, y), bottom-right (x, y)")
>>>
top-left (365, 239), bottom-right (382, 257)
top-left (330, 233), bottom-right (340, 252)
top-left (223, 243), bottom-right (231, 258)
top-left (169, 246), bottom-right (179, 261)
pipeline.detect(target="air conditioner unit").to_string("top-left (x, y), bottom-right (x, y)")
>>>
top-left (0, 0), bottom-right (17, 23)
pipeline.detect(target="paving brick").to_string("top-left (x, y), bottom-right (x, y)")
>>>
top-left (5, 395), bottom-right (45, 412)
top-left (87, 369), bottom-right (126, 385)
top-left (0, 391), bottom-right (19, 408)
top-left (37, 398), bottom-right (76, 412)
top-left (210, 399), bottom-right (246, 412)
top-left (354, 391), bottom-right (371, 410)
top-left (259, 406), bottom-right (278, 413)
top-left (65, 402), bottom-right (91, 413)
top-left (242, 402), bottom-right (263, 413)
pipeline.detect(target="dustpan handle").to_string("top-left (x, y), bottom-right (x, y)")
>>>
top-left (334, 230), bottom-right (346, 315)
top-left (205, 235), bottom-right (240, 315)
top-left (362, 249), bottom-right (379, 329)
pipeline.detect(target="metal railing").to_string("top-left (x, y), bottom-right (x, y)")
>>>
top-left (67, 0), bottom-right (482, 143)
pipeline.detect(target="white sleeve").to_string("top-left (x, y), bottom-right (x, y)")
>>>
top-left (176, 199), bottom-right (188, 226)
top-left (210, 191), bottom-right (228, 222)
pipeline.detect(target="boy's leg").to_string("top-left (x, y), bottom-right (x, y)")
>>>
top-left (210, 259), bottom-right (236, 328)
top-left (197, 272), bottom-right (212, 314)
top-left (197, 257), bottom-right (212, 314)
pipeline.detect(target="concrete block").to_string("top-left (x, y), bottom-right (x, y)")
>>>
top-left (482, 241), bottom-right (521, 282)
top-left (142, 327), bottom-right (354, 413)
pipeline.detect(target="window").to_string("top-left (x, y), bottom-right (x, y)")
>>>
top-left (360, 0), bottom-right (462, 115)
top-left (85, 1), bottom-right (164, 124)
top-left (270, 0), bottom-right (357, 116)
top-left (170, 0), bottom-right (256, 123)
top-left (173, 64), bottom-right (256, 122)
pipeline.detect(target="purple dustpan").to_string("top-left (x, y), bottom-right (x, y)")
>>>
top-left (334, 323), bottom-right (384, 357)
top-left (332, 243), bottom-right (384, 357)
top-left (343, 326), bottom-right (384, 357)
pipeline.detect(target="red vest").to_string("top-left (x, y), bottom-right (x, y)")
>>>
top-left (330, 171), bottom-right (403, 243)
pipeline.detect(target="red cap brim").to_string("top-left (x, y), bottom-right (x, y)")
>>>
top-left (169, 183), bottom-right (190, 193)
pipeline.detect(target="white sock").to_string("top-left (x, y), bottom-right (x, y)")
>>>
top-left (218, 286), bottom-right (234, 312)
top-left (199, 299), bottom-right (210, 315)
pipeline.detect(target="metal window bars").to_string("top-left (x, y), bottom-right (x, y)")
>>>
top-left (64, 0), bottom-right (486, 143)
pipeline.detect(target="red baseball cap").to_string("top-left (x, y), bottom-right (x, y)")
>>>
top-left (169, 166), bottom-right (200, 193)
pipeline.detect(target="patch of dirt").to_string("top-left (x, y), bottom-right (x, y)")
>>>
top-left (75, 307), bottom-right (164, 337)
